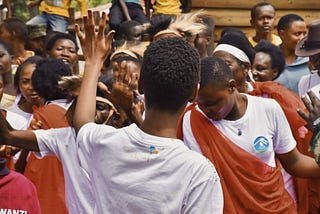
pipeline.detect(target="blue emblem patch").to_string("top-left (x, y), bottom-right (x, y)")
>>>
top-left (253, 136), bottom-right (269, 153)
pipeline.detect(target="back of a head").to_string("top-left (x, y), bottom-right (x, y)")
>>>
top-left (250, 2), bottom-right (273, 20)
top-left (254, 40), bottom-right (285, 78)
top-left (277, 14), bottom-right (304, 33)
top-left (114, 20), bottom-right (142, 41)
top-left (141, 37), bottom-right (200, 112)
top-left (32, 58), bottom-right (73, 101)
top-left (200, 56), bottom-right (234, 89)
top-left (218, 32), bottom-right (256, 64)
top-left (3, 17), bottom-right (28, 44)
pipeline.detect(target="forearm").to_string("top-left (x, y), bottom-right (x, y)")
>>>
top-left (6, 130), bottom-right (39, 152)
top-left (73, 61), bottom-right (102, 133)
top-left (119, 0), bottom-right (131, 21)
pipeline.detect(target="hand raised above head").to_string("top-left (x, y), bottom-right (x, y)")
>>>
top-left (75, 10), bottom-right (115, 64)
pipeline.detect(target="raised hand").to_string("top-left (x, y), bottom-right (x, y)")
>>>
top-left (298, 90), bottom-right (320, 131)
top-left (75, 10), bottom-right (115, 64)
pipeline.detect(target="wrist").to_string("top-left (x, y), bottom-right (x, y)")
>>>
top-left (313, 117), bottom-right (320, 130)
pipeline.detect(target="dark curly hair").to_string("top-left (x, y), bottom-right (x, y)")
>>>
top-left (32, 58), bottom-right (73, 101)
top-left (140, 37), bottom-right (200, 112)
top-left (254, 40), bottom-right (285, 79)
top-left (277, 14), bottom-right (304, 33)
top-left (218, 32), bottom-right (256, 64)
top-left (14, 56), bottom-right (43, 92)
top-left (200, 56), bottom-right (234, 89)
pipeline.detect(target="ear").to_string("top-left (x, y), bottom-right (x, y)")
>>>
top-left (227, 79), bottom-right (237, 93)
top-left (272, 68), bottom-right (279, 80)
top-left (188, 83), bottom-right (199, 102)
top-left (250, 19), bottom-right (254, 27)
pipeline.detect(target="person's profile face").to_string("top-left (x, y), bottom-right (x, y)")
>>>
top-left (0, 44), bottom-right (11, 74)
top-left (0, 23), bottom-right (11, 45)
top-left (213, 50), bottom-right (248, 93)
top-left (252, 5), bottom-right (276, 34)
top-left (48, 39), bottom-right (78, 68)
top-left (19, 63), bottom-right (42, 106)
top-left (310, 52), bottom-right (320, 71)
top-left (252, 52), bottom-right (275, 81)
top-left (197, 82), bottom-right (234, 121)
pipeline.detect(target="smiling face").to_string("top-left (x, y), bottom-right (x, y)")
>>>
top-left (252, 52), bottom-right (276, 81)
top-left (47, 38), bottom-right (78, 68)
top-left (251, 5), bottom-right (276, 35)
top-left (0, 44), bottom-right (11, 74)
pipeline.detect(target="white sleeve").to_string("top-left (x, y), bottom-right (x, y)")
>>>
top-left (34, 127), bottom-right (75, 160)
top-left (182, 163), bottom-right (224, 214)
top-left (271, 100), bottom-right (297, 154)
top-left (182, 110), bottom-right (203, 154)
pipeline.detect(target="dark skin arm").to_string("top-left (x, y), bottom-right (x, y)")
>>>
top-left (0, 112), bottom-right (40, 152)
top-left (144, 0), bottom-right (152, 20)
top-left (119, 0), bottom-right (131, 21)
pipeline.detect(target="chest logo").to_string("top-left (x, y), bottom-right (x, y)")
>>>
top-left (253, 136), bottom-right (269, 153)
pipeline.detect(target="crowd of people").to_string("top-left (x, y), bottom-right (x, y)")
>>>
top-left (1, 1), bottom-right (320, 213)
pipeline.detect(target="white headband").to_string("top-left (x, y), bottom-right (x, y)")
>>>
top-left (213, 44), bottom-right (251, 63)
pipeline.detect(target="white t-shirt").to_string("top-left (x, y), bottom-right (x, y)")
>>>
top-left (34, 127), bottom-right (95, 214)
top-left (77, 123), bottom-right (224, 214)
top-left (182, 94), bottom-right (297, 202)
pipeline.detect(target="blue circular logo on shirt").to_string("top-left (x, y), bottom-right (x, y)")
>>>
top-left (253, 136), bottom-right (269, 153)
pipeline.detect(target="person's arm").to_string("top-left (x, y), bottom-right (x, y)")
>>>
top-left (277, 147), bottom-right (320, 178)
top-left (4, 0), bottom-right (11, 18)
top-left (119, 0), bottom-right (131, 21)
top-left (0, 113), bottom-right (39, 151)
top-left (77, 0), bottom-right (88, 17)
top-left (74, 11), bottom-right (114, 133)
top-left (180, 0), bottom-right (192, 13)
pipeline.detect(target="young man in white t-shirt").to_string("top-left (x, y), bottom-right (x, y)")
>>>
top-left (73, 11), bottom-right (223, 213)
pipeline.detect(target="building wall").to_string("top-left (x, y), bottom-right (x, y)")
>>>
top-left (192, 0), bottom-right (320, 42)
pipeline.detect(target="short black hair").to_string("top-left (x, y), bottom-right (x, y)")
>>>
top-left (251, 2), bottom-right (273, 20)
top-left (114, 20), bottom-right (142, 40)
top-left (254, 40), bottom-right (285, 79)
top-left (277, 14), bottom-right (304, 33)
top-left (32, 58), bottom-right (73, 101)
top-left (46, 32), bottom-right (78, 52)
top-left (200, 56), bottom-right (234, 89)
top-left (0, 39), bottom-right (12, 55)
top-left (3, 18), bottom-right (28, 44)
top-left (145, 14), bottom-right (176, 39)
top-left (14, 56), bottom-right (43, 92)
top-left (218, 32), bottom-right (256, 64)
top-left (140, 37), bottom-right (199, 112)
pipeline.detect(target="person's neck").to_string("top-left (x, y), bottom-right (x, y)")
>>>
top-left (12, 44), bottom-right (28, 64)
top-left (253, 32), bottom-right (273, 43)
top-left (18, 97), bottom-right (34, 113)
top-left (225, 93), bottom-right (247, 121)
top-left (279, 44), bottom-right (297, 65)
top-left (140, 107), bottom-right (184, 139)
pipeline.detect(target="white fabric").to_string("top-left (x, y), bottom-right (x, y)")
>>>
top-left (298, 72), bottom-right (320, 97)
top-left (9, 104), bottom-right (33, 127)
top-left (183, 94), bottom-right (296, 166)
top-left (213, 44), bottom-right (251, 63)
top-left (77, 123), bottom-right (224, 214)
top-left (5, 109), bottom-right (29, 130)
top-left (34, 127), bottom-right (94, 214)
